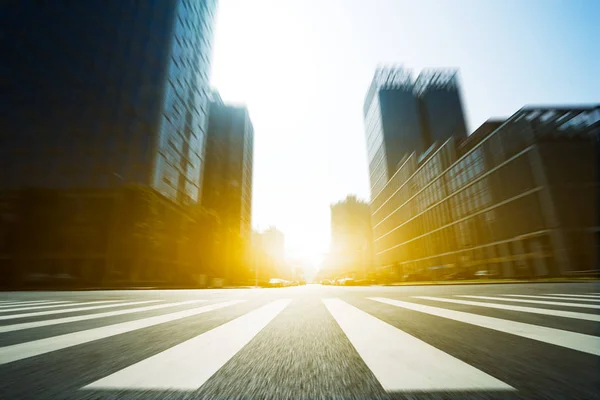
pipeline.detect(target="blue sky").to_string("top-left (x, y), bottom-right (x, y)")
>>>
top-left (210, 0), bottom-right (599, 263)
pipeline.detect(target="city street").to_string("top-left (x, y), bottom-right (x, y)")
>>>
top-left (1, 282), bottom-right (599, 400)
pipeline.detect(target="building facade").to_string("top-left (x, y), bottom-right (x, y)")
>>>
top-left (415, 69), bottom-right (468, 146)
top-left (261, 227), bottom-right (285, 266)
top-left (202, 100), bottom-right (254, 282)
top-left (364, 67), bottom-right (467, 198)
top-left (1, 0), bottom-right (218, 205)
top-left (371, 105), bottom-right (599, 280)
top-left (0, 0), bottom-right (219, 287)
top-left (327, 195), bottom-right (374, 279)
top-left (0, 186), bottom-right (220, 288)
top-left (364, 68), bottom-right (420, 197)
top-left (251, 227), bottom-right (286, 280)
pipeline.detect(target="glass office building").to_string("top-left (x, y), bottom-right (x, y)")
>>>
top-left (201, 100), bottom-right (254, 282)
top-left (364, 68), bottom-right (423, 198)
top-left (371, 105), bottom-right (599, 278)
top-left (415, 69), bottom-right (468, 145)
top-left (363, 67), bottom-right (467, 199)
top-left (1, 0), bottom-right (218, 205)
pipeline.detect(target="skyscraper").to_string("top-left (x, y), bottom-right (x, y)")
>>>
top-left (363, 67), bottom-right (467, 198)
top-left (260, 227), bottom-right (285, 266)
top-left (415, 69), bottom-right (468, 146)
top-left (202, 99), bottom-right (254, 281)
top-left (328, 195), bottom-right (374, 279)
top-left (1, 0), bottom-right (218, 205)
top-left (364, 68), bottom-right (424, 197)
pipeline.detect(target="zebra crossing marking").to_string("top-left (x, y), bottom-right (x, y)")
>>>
top-left (0, 300), bottom-right (121, 314)
top-left (323, 298), bottom-right (513, 392)
top-left (550, 294), bottom-right (600, 299)
top-left (0, 300), bottom-right (53, 306)
top-left (0, 300), bottom-right (165, 321)
top-left (0, 300), bottom-right (245, 365)
top-left (369, 297), bottom-right (600, 356)
top-left (84, 299), bottom-right (292, 390)
top-left (0, 301), bottom-right (73, 310)
top-left (502, 294), bottom-right (600, 302)
top-left (458, 295), bottom-right (600, 309)
top-left (415, 296), bottom-right (600, 322)
top-left (0, 300), bottom-right (209, 333)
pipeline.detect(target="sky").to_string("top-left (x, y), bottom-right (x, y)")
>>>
top-left (209, 0), bottom-right (600, 265)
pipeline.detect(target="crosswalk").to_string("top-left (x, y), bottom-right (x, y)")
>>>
top-left (0, 292), bottom-right (599, 398)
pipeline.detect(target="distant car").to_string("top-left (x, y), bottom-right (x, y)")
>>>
top-left (268, 278), bottom-right (285, 288)
top-left (320, 279), bottom-right (331, 285)
top-left (474, 270), bottom-right (499, 278)
top-left (444, 269), bottom-right (473, 280)
top-left (335, 278), bottom-right (355, 286)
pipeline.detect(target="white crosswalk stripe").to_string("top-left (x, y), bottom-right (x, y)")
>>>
top-left (415, 296), bottom-right (600, 322)
top-left (0, 300), bottom-right (245, 365)
top-left (502, 294), bottom-right (600, 302)
top-left (0, 300), bottom-right (49, 306)
top-left (0, 300), bottom-right (72, 309)
top-left (550, 293), bottom-right (600, 299)
top-left (0, 300), bottom-right (119, 314)
top-left (0, 300), bottom-right (164, 321)
top-left (84, 299), bottom-right (292, 390)
top-left (458, 295), bottom-right (600, 309)
top-left (1, 294), bottom-right (599, 397)
top-left (370, 297), bottom-right (600, 356)
top-left (0, 300), bottom-right (183, 331)
top-left (323, 298), bottom-right (513, 392)
top-left (0, 300), bottom-right (61, 305)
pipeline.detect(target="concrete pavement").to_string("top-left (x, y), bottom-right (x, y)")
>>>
top-left (0, 282), bottom-right (599, 399)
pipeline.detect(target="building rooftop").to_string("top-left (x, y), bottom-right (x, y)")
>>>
top-left (414, 69), bottom-right (459, 95)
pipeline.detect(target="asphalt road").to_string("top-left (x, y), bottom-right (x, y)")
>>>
top-left (1, 282), bottom-right (599, 400)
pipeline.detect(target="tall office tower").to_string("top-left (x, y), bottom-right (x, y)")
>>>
top-left (363, 67), bottom-right (468, 198)
top-left (202, 100), bottom-right (254, 281)
top-left (1, 0), bottom-right (218, 205)
top-left (364, 68), bottom-right (424, 197)
top-left (415, 69), bottom-right (468, 146)
top-left (329, 195), bottom-right (374, 279)
top-left (253, 227), bottom-right (287, 279)
top-left (261, 227), bottom-right (285, 265)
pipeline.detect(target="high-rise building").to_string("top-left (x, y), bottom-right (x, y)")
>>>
top-left (261, 227), bottom-right (285, 265)
top-left (202, 99), bottom-right (254, 281)
top-left (364, 68), bottom-right (423, 197)
top-left (416, 69), bottom-right (468, 146)
top-left (1, 0), bottom-right (218, 205)
top-left (251, 227), bottom-right (286, 280)
top-left (371, 105), bottom-right (599, 280)
top-left (328, 195), bottom-right (374, 279)
top-left (0, 0), bottom-right (219, 288)
top-left (363, 67), bottom-right (467, 198)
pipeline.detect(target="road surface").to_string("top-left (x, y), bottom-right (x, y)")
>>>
top-left (0, 282), bottom-right (599, 399)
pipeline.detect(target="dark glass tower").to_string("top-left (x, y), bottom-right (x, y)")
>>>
top-left (364, 68), bottom-right (425, 197)
top-left (416, 69), bottom-right (468, 146)
top-left (202, 100), bottom-right (254, 240)
top-left (1, 0), bottom-right (218, 205)
top-left (363, 67), bottom-right (467, 199)
top-left (201, 98), bottom-right (254, 282)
